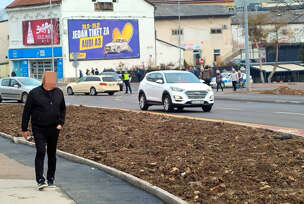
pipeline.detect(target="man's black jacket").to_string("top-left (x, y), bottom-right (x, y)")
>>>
top-left (22, 86), bottom-right (66, 131)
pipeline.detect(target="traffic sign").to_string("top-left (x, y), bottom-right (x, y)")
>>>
top-left (200, 58), bottom-right (204, 65)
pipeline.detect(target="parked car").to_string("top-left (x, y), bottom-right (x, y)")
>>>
top-left (66, 75), bottom-right (120, 96)
top-left (0, 77), bottom-right (41, 103)
top-left (138, 71), bottom-right (214, 112)
top-left (100, 72), bottom-right (123, 91)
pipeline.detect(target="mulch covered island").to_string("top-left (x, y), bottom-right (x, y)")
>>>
top-left (1, 104), bottom-right (304, 204)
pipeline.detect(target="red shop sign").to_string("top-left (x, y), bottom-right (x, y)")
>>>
top-left (22, 18), bottom-right (60, 45)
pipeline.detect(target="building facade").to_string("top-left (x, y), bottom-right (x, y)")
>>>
top-left (0, 20), bottom-right (9, 77)
top-left (6, 0), bottom-right (156, 80)
top-left (155, 4), bottom-right (233, 66)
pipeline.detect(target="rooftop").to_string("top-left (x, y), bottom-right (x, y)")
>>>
top-left (232, 9), bottom-right (304, 25)
top-left (155, 3), bottom-right (232, 19)
top-left (6, 0), bottom-right (61, 9)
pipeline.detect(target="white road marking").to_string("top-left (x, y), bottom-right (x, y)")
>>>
top-left (216, 107), bottom-right (242, 111)
top-left (275, 112), bottom-right (304, 116)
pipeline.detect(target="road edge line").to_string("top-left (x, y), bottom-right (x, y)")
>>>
top-left (215, 97), bottom-right (304, 104)
top-left (0, 132), bottom-right (188, 204)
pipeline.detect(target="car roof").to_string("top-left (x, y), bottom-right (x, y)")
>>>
top-left (147, 70), bottom-right (192, 74)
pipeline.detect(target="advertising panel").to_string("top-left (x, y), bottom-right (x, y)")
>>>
top-left (22, 19), bottom-right (60, 45)
top-left (68, 19), bottom-right (140, 60)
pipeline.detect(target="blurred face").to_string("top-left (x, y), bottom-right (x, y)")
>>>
top-left (232, 68), bottom-right (235, 72)
top-left (42, 71), bottom-right (57, 90)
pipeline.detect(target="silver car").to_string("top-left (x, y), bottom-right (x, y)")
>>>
top-left (0, 77), bottom-right (41, 103)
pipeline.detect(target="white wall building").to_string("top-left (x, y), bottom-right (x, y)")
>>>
top-left (6, 0), bottom-right (156, 79)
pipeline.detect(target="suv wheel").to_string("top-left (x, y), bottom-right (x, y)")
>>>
top-left (202, 104), bottom-right (213, 112)
top-left (90, 87), bottom-right (97, 96)
top-left (67, 87), bottom-right (74, 95)
top-left (108, 92), bottom-right (115, 96)
top-left (163, 94), bottom-right (174, 112)
top-left (139, 93), bottom-right (149, 110)
top-left (0, 94), bottom-right (2, 103)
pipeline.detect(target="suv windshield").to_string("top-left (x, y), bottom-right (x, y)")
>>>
top-left (17, 78), bottom-right (41, 86)
top-left (165, 72), bottom-right (200, 83)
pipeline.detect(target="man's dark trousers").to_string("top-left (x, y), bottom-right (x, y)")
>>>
top-left (124, 80), bottom-right (132, 94)
top-left (33, 126), bottom-right (59, 184)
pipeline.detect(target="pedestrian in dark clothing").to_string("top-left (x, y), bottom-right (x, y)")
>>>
top-left (79, 70), bottom-right (83, 79)
top-left (202, 66), bottom-right (212, 85)
top-left (215, 70), bottom-right (223, 92)
top-left (11, 70), bottom-right (16, 77)
top-left (194, 67), bottom-right (201, 78)
top-left (122, 71), bottom-right (132, 94)
top-left (91, 68), bottom-right (95, 75)
top-left (86, 69), bottom-right (90, 76)
top-left (21, 71), bottom-right (66, 191)
top-left (95, 68), bottom-right (99, 75)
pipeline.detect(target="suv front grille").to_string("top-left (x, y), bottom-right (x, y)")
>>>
top-left (186, 91), bottom-right (208, 99)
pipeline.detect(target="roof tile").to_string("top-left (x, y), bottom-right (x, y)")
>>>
top-left (6, 0), bottom-right (61, 9)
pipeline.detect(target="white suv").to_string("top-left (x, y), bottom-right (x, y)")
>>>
top-left (138, 71), bottom-right (214, 112)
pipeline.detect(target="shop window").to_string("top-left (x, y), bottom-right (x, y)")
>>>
top-left (210, 28), bottom-right (222, 34)
top-left (94, 2), bottom-right (113, 11)
top-left (171, 29), bottom-right (183, 36)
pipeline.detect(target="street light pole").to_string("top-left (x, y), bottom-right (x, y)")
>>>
top-left (50, 0), bottom-right (55, 72)
top-left (244, 0), bottom-right (251, 91)
top-left (178, 0), bottom-right (182, 69)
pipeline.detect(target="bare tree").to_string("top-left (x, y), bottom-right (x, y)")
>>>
top-left (264, 14), bottom-right (289, 83)
top-left (248, 13), bottom-right (268, 83)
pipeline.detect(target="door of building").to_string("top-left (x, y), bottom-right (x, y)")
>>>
top-left (30, 60), bottom-right (57, 79)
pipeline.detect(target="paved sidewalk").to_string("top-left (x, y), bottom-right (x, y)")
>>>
top-left (0, 154), bottom-right (75, 204)
top-left (0, 137), bottom-right (164, 204)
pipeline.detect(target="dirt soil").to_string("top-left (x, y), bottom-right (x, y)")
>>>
top-left (1, 104), bottom-right (304, 204)
top-left (260, 86), bottom-right (304, 96)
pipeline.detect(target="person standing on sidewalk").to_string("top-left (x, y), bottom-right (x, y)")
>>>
top-left (122, 71), bottom-right (132, 94)
top-left (231, 68), bottom-right (239, 91)
top-left (21, 71), bottom-right (66, 190)
top-left (216, 70), bottom-right (223, 92)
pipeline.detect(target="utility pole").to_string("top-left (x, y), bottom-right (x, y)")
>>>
top-left (244, 0), bottom-right (251, 91)
top-left (50, 0), bottom-right (55, 72)
top-left (178, 0), bottom-right (182, 69)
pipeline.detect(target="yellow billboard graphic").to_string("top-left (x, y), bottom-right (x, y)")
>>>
top-left (69, 52), bottom-right (87, 60)
top-left (79, 36), bottom-right (103, 51)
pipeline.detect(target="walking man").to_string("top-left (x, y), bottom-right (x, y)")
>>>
top-left (122, 71), bottom-right (132, 94)
top-left (22, 71), bottom-right (66, 190)
top-left (231, 68), bottom-right (239, 91)
top-left (216, 70), bottom-right (223, 92)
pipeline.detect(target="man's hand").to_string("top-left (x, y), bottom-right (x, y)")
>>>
top-left (22, 131), bottom-right (30, 140)
top-left (56, 125), bottom-right (63, 130)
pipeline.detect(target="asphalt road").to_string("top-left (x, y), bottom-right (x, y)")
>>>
top-left (63, 91), bottom-right (304, 129)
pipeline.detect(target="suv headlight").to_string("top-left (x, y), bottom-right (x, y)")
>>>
top-left (170, 87), bottom-right (184, 92)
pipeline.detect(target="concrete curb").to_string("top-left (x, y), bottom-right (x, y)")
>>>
top-left (215, 96), bottom-right (304, 105)
top-left (0, 132), bottom-right (187, 204)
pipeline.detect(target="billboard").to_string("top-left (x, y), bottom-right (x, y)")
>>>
top-left (68, 19), bottom-right (140, 61)
top-left (22, 19), bottom-right (60, 45)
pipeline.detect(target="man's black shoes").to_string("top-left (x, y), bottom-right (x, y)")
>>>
top-left (37, 181), bottom-right (48, 191)
top-left (47, 180), bottom-right (56, 188)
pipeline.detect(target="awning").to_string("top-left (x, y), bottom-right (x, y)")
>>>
top-left (252, 64), bottom-right (304, 72)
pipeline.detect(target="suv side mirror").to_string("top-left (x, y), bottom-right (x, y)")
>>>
top-left (155, 79), bottom-right (164, 84)
top-left (200, 80), bottom-right (205, 83)
top-left (13, 84), bottom-right (20, 88)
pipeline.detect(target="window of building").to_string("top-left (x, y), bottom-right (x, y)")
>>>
top-left (210, 28), bottom-right (222, 34)
top-left (94, 2), bottom-right (113, 11)
top-left (171, 29), bottom-right (183, 36)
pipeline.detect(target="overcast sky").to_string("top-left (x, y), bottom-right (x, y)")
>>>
top-left (0, 0), bottom-right (14, 20)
